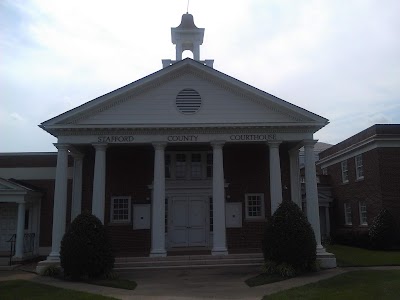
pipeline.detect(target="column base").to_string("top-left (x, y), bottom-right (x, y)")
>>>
top-left (212, 247), bottom-right (228, 256)
top-left (36, 258), bottom-right (61, 275)
top-left (150, 249), bottom-right (167, 257)
top-left (316, 246), bottom-right (337, 269)
top-left (47, 251), bottom-right (61, 261)
top-left (12, 256), bottom-right (23, 263)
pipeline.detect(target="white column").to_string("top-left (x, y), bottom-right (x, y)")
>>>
top-left (14, 202), bottom-right (25, 259)
top-left (71, 153), bottom-right (83, 221)
top-left (289, 148), bottom-right (302, 207)
top-left (304, 140), bottom-right (323, 252)
top-left (176, 43), bottom-right (182, 60)
top-left (48, 143), bottom-right (69, 260)
top-left (268, 141), bottom-right (283, 214)
top-left (211, 141), bottom-right (228, 255)
top-left (150, 142), bottom-right (167, 257)
top-left (92, 144), bottom-right (107, 223)
top-left (32, 200), bottom-right (40, 255)
top-left (193, 42), bottom-right (200, 60)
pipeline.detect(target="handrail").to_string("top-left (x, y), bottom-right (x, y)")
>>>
top-left (24, 233), bottom-right (35, 255)
top-left (6, 233), bottom-right (36, 266)
top-left (7, 234), bottom-right (16, 266)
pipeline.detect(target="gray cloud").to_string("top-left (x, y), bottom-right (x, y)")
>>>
top-left (1, 0), bottom-right (399, 151)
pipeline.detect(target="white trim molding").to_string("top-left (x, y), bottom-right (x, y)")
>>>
top-left (318, 137), bottom-right (400, 169)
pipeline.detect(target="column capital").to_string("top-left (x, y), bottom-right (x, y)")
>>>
top-left (289, 148), bottom-right (300, 156)
top-left (267, 140), bottom-right (282, 148)
top-left (152, 142), bottom-right (167, 150)
top-left (302, 139), bottom-right (318, 148)
top-left (53, 143), bottom-right (70, 151)
top-left (92, 143), bottom-right (108, 151)
top-left (210, 140), bottom-right (225, 148)
top-left (69, 146), bottom-right (84, 159)
top-left (289, 142), bottom-right (303, 154)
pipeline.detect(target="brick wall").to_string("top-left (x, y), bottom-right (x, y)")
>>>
top-left (0, 153), bottom-right (73, 248)
top-left (1, 143), bottom-right (291, 255)
top-left (224, 143), bottom-right (291, 249)
top-left (0, 153), bottom-right (73, 167)
top-left (79, 146), bottom-right (154, 255)
top-left (379, 148), bottom-right (400, 226)
top-left (327, 148), bottom-right (383, 235)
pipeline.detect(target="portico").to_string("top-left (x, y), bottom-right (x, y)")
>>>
top-left (39, 131), bottom-right (323, 257)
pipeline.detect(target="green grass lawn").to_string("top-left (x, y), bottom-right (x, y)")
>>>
top-left (0, 280), bottom-right (117, 300)
top-left (87, 278), bottom-right (137, 290)
top-left (327, 244), bottom-right (400, 266)
top-left (245, 273), bottom-right (288, 287)
top-left (263, 270), bottom-right (400, 300)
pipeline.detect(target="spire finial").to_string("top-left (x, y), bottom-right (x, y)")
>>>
top-left (187, 0), bottom-right (190, 13)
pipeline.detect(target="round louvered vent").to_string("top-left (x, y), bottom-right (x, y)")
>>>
top-left (176, 88), bottom-right (202, 114)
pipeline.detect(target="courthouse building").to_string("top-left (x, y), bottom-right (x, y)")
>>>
top-left (0, 13), bottom-right (336, 270)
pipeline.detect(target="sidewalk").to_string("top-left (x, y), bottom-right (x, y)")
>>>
top-left (1, 265), bottom-right (400, 300)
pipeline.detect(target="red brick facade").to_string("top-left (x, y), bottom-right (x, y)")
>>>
top-left (0, 154), bottom-right (74, 249)
top-left (90, 143), bottom-right (291, 254)
top-left (1, 143), bottom-right (295, 256)
top-left (318, 124), bottom-right (400, 239)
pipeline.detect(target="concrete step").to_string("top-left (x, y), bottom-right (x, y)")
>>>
top-left (114, 253), bottom-right (264, 270)
top-left (0, 256), bottom-right (11, 267)
top-left (0, 264), bottom-right (21, 271)
top-left (115, 262), bottom-right (263, 271)
top-left (115, 253), bottom-right (263, 263)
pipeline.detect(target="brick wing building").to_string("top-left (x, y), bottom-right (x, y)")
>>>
top-left (317, 124), bottom-right (400, 242)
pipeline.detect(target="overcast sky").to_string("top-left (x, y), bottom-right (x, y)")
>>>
top-left (1, 0), bottom-right (399, 152)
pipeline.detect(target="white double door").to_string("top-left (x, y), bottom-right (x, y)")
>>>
top-left (169, 195), bottom-right (208, 247)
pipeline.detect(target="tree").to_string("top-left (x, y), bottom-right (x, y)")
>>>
top-left (369, 208), bottom-right (397, 249)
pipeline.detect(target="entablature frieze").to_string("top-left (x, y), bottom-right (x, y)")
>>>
top-left (56, 127), bottom-right (315, 145)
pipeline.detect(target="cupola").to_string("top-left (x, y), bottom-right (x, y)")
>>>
top-left (162, 13), bottom-right (214, 68)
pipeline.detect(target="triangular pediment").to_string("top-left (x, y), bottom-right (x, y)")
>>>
top-left (41, 59), bottom-right (328, 134)
top-left (0, 178), bottom-right (35, 193)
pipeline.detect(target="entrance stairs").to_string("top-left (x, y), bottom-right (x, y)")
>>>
top-left (114, 253), bottom-right (264, 271)
top-left (0, 256), bottom-right (19, 271)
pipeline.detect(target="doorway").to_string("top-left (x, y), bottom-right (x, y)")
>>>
top-left (168, 195), bottom-right (208, 247)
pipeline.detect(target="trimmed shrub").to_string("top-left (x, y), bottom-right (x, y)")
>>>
top-left (369, 209), bottom-right (397, 249)
top-left (262, 200), bottom-right (316, 275)
top-left (60, 211), bottom-right (115, 279)
top-left (42, 265), bottom-right (62, 277)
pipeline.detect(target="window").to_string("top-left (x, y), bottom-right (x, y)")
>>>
top-left (322, 168), bottom-right (328, 175)
top-left (344, 203), bottom-right (352, 225)
top-left (175, 154), bottom-right (187, 178)
top-left (355, 154), bottom-right (364, 180)
top-left (209, 197), bottom-right (213, 232)
top-left (110, 196), bottom-right (131, 223)
top-left (165, 154), bottom-right (171, 178)
top-left (24, 209), bottom-right (29, 230)
top-left (206, 153), bottom-right (213, 178)
top-left (245, 194), bottom-right (265, 220)
top-left (302, 202), bottom-right (307, 215)
top-left (165, 197), bottom-right (168, 232)
top-left (191, 153), bottom-right (202, 179)
top-left (165, 151), bottom-right (213, 180)
top-left (359, 201), bottom-right (367, 225)
top-left (341, 160), bottom-right (349, 183)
